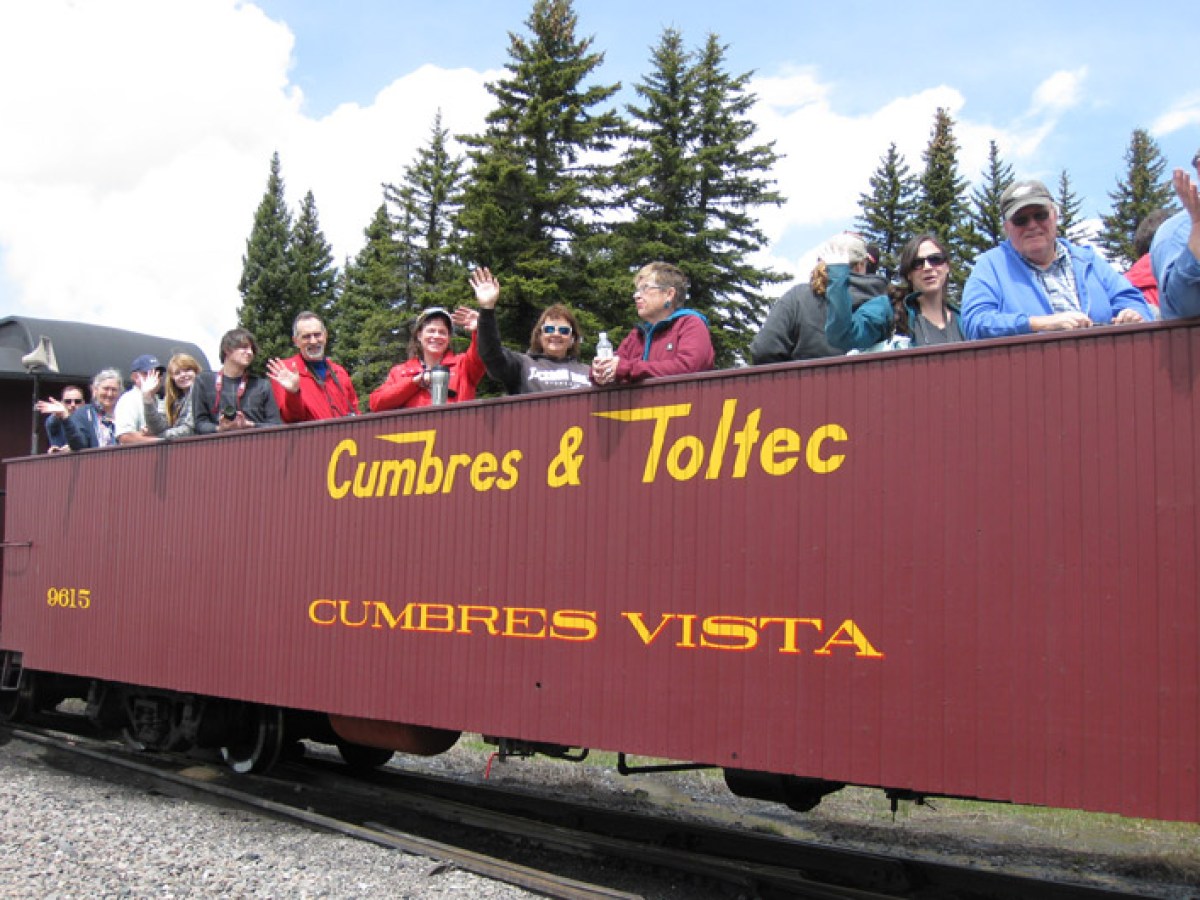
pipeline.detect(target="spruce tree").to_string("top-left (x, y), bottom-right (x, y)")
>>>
top-left (1055, 169), bottom-right (1089, 244)
top-left (681, 33), bottom-right (786, 366)
top-left (238, 152), bottom-right (294, 365)
top-left (287, 190), bottom-right (338, 348)
top-left (855, 142), bottom-right (919, 278)
top-left (1098, 128), bottom-right (1176, 268)
top-left (915, 108), bottom-right (970, 291)
top-left (456, 0), bottom-right (622, 349)
top-left (962, 140), bottom-right (1014, 261)
top-left (384, 111), bottom-right (468, 313)
top-left (611, 29), bottom-right (784, 366)
top-left (329, 205), bottom-right (407, 402)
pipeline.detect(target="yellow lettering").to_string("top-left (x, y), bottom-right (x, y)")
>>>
top-left (700, 615), bottom-right (759, 650)
top-left (372, 601), bottom-right (417, 629)
top-left (666, 435), bottom-right (705, 481)
top-left (326, 439), bottom-right (356, 499)
top-left (622, 612), bottom-right (676, 645)
top-left (378, 458), bottom-right (416, 497)
top-left (550, 609), bottom-right (599, 641)
top-left (337, 599), bottom-right (370, 628)
top-left (758, 617), bottom-right (824, 653)
top-left (704, 399), bottom-right (739, 479)
top-left (807, 424), bottom-right (848, 474)
top-left (503, 607), bottom-right (547, 638)
top-left (418, 604), bottom-right (456, 632)
top-left (457, 605), bottom-right (500, 635)
top-left (443, 453), bottom-right (472, 493)
top-left (308, 599), bottom-right (339, 625)
top-left (594, 405), bottom-right (691, 483)
top-left (813, 619), bottom-right (884, 657)
top-left (496, 449), bottom-right (522, 490)
top-left (470, 453), bottom-right (498, 491)
top-left (760, 427), bottom-right (802, 476)
top-left (731, 408), bottom-right (762, 478)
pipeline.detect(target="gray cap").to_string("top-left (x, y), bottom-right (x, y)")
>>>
top-left (1000, 180), bottom-right (1054, 222)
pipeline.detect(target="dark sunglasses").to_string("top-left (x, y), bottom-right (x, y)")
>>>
top-left (542, 325), bottom-right (572, 336)
top-left (63, 398), bottom-right (85, 406)
top-left (910, 253), bottom-right (948, 271)
top-left (1010, 208), bottom-right (1051, 228)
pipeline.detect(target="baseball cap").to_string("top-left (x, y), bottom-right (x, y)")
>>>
top-left (131, 354), bottom-right (164, 373)
top-left (1000, 180), bottom-right (1054, 222)
top-left (415, 307), bottom-right (452, 331)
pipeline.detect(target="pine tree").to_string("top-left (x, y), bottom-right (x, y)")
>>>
top-left (287, 190), bottom-right (338, 349)
top-left (1055, 169), bottom-right (1089, 244)
top-left (915, 108), bottom-right (970, 291)
top-left (384, 111), bottom-right (468, 313)
top-left (329, 205), bottom-right (407, 401)
top-left (855, 142), bottom-right (919, 278)
top-left (456, 0), bottom-right (622, 349)
top-left (1098, 128), bottom-right (1176, 268)
top-left (962, 140), bottom-right (1014, 262)
top-left (238, 152), bottom-right (294, 365)
top-left (611, 29), bottom-right (784, 366)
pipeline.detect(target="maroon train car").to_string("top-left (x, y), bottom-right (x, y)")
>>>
top-left (2, 321), bottom-right (1198, 823)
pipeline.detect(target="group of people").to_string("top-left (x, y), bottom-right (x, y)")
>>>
top-left (35, 152), bottom-right (1200, 449)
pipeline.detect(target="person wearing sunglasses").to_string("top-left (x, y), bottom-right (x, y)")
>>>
top-left (1151, 148), bottom-right (1200, 321)
top-left (824, 232), bottom-right (965, 353)
top-left (37, 384), bottom-right (86, 452)
top-left (461, 268), bottom-right (591, 395)
top-left (962, 179), bottom-right (1150, 339)
top-left (591, 262), bottom-right (715, 385)
top-left (35, 369), bottom-right (123, 450)
top-left (368, 307), bottom-right (485, 411)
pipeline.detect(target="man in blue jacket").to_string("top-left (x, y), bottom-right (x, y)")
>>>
top-left (962, 179), bottom-right (1150, 339)
top-left (1151, 149), bottom-right (1200, 320)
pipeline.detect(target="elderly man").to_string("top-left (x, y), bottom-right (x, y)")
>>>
top-left (1152, 150), bottom-right (1200, 320)
top-left (265, 311), bottom-right (358, 421)
top-left (114, 354), bottom-right (166, 445)
top-left (590, 262), bottom-right (714, 385)
top-left (962, 179), bottom-right (1150, 339)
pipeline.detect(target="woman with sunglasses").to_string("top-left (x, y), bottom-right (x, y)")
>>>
top-left (461, 268), bottom-right (591, 395)
top-left (368, 306), bottom-right (485, 411)
top-left (144, 352), bottom-right (202, 439)
top-left (825, 233), bottom-right (965, 352)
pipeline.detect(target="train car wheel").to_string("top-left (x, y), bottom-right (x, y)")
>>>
top-left (220, 705), bottom-right (284, 774)
top-left (336, 741), bottom-right (395, 771)
top-left (0, 676), bottom-right (37, 723)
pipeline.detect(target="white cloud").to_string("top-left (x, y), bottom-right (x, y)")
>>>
top-left (1152, 93), bottom-right (1200, 137)
top-left (0, 1), bottom-right (492, 359)
top-left (1030, 67), bottom-right (1087, 115)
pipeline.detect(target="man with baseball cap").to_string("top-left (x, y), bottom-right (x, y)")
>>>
top-left (962, 178), bottom-right (1151, 339)
top-left (114, 353), bottom-right (166, 445)
top-left (1151, 149), bottom-right (1200, 320)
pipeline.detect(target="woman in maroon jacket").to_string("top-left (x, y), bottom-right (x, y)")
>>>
top-left (368, 307), bottom-right (485, 411)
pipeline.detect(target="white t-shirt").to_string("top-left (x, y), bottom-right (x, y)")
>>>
top-left (113, 387), bottom-right (163, 437)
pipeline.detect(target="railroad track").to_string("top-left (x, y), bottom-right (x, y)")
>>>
top-left (1, 720), bottom-right (1151, 900)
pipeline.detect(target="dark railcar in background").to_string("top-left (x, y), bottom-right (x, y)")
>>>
top-left (1, 321), bottom-right (1197, 822)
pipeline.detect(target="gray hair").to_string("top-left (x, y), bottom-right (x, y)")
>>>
top-left (91, 368), bottom-right (122, 393)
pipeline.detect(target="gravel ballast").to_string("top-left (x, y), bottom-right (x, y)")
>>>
top-left (0, 740), bottom-right (538, 899)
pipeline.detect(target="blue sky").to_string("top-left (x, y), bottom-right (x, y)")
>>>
top-left (1, 0), bottom-right (1197, 358)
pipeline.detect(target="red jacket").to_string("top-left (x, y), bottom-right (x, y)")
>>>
top-left (614, 310), bottom-right (715, 383)
top-left (271, 354), bottom-right (360, 422)
top-left (1125, 253), bottom-right (1159, 307)
top-left (368, 334), bottom-right (486, 411)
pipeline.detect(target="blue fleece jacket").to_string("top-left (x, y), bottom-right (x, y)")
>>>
top-left (961, 239), bottom-right (1150, 340)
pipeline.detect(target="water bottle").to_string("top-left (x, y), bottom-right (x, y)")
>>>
top-left (595, 332), bottom-right (613, 360)
top-left (429, 366), bottom-right (450, 406)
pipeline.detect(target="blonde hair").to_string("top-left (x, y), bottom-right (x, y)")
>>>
top-left (166, 353), bottom-right (202, 425)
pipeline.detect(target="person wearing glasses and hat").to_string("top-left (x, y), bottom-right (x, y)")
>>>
top-left (459, 268), bottom-right (591, 395)
top-left (1151, 149), bottom-right (1200, 320)
top-left (368, 306), bottom-right (486, 411)
top-left (961, 178), bottom-right (1150, 340)
top-left (113, 354), bottom-right (167, 445)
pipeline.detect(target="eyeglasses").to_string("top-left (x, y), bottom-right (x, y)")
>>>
top-left (542, 325), bottom-right (572, 336)
top-left (62, 398), bottom-right (84, 406)
top-left (910, 253), bottom-right (948, 270)
top-left (633, 284), bottom-right (664, 297)
top-left (1010, 208), bottom-right (1051, 228)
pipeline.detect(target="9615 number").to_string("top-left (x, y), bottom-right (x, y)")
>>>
top-left (46, 587), bottom-right (91, 609)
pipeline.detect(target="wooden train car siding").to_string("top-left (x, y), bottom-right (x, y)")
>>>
top-left (2, 321), bottom-right (1198, 823)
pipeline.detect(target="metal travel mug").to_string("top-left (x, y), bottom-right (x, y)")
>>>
top-left (429, 366), bottom-right (450, 406)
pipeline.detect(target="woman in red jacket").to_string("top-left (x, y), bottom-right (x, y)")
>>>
top-left (368, 307), bottom-right (485, 411)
